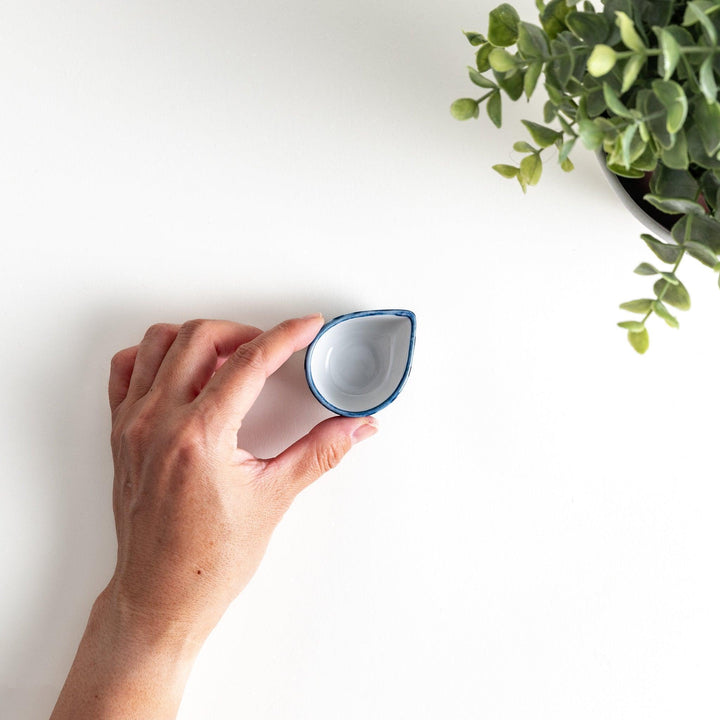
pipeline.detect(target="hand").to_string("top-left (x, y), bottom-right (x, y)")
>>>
top-left (51, 316), bottom-right (378, 720)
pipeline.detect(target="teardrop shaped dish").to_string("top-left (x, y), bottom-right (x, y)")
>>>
top-left (304, 309), bottom-right (416, 417)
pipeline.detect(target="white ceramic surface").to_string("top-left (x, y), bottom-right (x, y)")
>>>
top-left (305, 310), bottom-right (415, 416)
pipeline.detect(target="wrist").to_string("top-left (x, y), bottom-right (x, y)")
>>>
top-left (50, 584), bottom-right (204, 720)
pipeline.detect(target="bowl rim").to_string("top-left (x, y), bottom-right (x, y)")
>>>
top-left (304, 309), bottom-right (416, 417)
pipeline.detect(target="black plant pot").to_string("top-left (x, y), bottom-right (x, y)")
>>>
top-left (596, 154), bottom-right (674, 241)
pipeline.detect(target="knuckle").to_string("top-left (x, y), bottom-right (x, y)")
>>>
top-left (233, 341), bottom-right (267, 373)
top-left (144, 323), bottom-right (176, 344)
top-left (179, 318), bottom-right (211, 342)
top-left (314, 438), bottom-right (350, 475)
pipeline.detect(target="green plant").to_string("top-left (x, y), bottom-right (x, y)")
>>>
top-left (452, 0), bottom-right (720, 353)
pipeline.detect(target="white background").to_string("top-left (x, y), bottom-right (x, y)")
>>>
top-left (2, 1), bottom-right (720, 718)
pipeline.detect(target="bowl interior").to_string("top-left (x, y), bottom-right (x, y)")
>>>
top-left (307, 313), bottom-right (413, 414)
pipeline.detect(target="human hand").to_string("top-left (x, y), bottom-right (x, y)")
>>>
top-left (51, 315), bottom-right (377, 720)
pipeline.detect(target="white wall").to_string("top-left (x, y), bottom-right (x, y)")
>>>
top-left (2, 2), bottom-right (720, 718)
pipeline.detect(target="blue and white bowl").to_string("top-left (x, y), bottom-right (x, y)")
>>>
top-left (304, 310), bottom-right (416, 417)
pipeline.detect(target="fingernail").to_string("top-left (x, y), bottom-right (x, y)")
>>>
top-left (351, 418), bottom-right (378, 445)
top-left (301, 313), bottom-right (324, 321)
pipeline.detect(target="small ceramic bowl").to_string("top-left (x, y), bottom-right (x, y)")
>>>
top-left (304, 309), bottom-right (416, 417)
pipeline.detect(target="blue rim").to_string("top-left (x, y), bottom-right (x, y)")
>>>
top-left (304, 309), bottom-right (416, 417)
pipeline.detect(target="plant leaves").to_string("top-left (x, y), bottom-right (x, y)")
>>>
top-left (522, 120), bottom-right (562, 148)
top-left (627, 326), bottom-right (649, 353)
top-left (603, 83), bottom-right (633, 118)
top-left (619, 298), bottom-right (653, 313)
top-left (684, 240), bottom-right (719, 267)
top-left (644, 195), bottom-right (707, 216)
top-left (622, 53), bottom-right (646, 93)
top-left (654, 277), bottom-right (691, 310)
top-left (652, 80), bottom-right (688, 134)
top-left (578, 118), bottom-right (605, 150)
top-left (486, 91), bottom-right (502, 128)
top-left (672, 214), bottom-right (720, 252)
top-left (488, 3), bottom-right (521, 47)
top-left (618, 320), bottom-right (646, 331)
top-left (615, 11), bottom-right (646, 52)
top-left (683, 1), bottom-right (717, 44)
top-left (493, 164), bottom-right (520, 178)
top-left (520, 153), bottom-right (543, 185)
top-left (634, 262), bottom-right (659, 275)
top-left (524, 61), bottom-right (544, 98)
top-left (642, 234), bottom-right (683, 263)
top-left (587, 44), bottom-right (617, 76)
top-left (468, 68), bottom-right (497, 89)
top-left (517, 22), bottom-right (549, 59)
top-left (451, 98), bottom-right (480, 120)
top-left (695, 100), bottom-right (720, 158)
top-left (699, 56), bottom-right (718, 105)
top-left (657, 27), bottom-right (681, 81)
top-left (489, 47), bottom-right (517, 72)
top-left (464, 31), bottom-right (487, 46)
top-left (566, 11), bottom-right (610, 44)
top-left (652, 299), bottom-right (679, 328)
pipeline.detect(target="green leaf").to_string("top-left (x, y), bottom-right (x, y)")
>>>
top-left (661, 129), bottom-right (689, 170)
top-left (654, 278), bottom-right (691, 310)
top-left (468, 68), bottom-right (497, 89)
top-left (642, 234), bottom-right (683, 263)
top-left (550, 35), bottom-right (575, 87)
top-left (520, 153), bottom-right (543, 186)
top-left (627, 327), bottom-right (649, 353)
top-left (699, 56), bottom-right (718, 105)
top-left (694, 100), bottom-right (720, 156)
top-left (615, 11), bottom-right (646, 52)
top-left (524, 61), bottom-right (543, 98)
top-left (644, 195), bottom-right (707, 216)
top-left (622, 54), bottom-right (646, 93)
top-left (634, 262), bottom-right (659, 275)
top-left (521, 120), bottom-right (562, 148)
top-left (489, 48), bottom-right (517, 73)
top-left (620, 124), bottom-right (638, 168)
top-left (561, 157), bottom-right (574, 172)
top-left (517, 22), bottom-right (549, 59)
top-left (619, 298), bottom-right (653, 313)
top-left (656, 28), bottom-right (681, 81)
top-left (540, 0), bottom-right (573, 39)
top-left (451, 98), bottom-right (479, 120)
top-left (493, 164), bottom-right (520, 178)
top-left (641, 89), bottom-right (674, 150)
top-left (578, 118), bottom-right (605, 150)
top-left (652, 300), bottom-right (679, 328)
top-left (606, 163), bottom-right (645, 179)
top-left (618, 320), bottom-right (646, 331)
top-left (559, 137), bottom-right (576, 163)
top-left (566, 11), bottom-right (610, 44)
top-left (464, 31), bottom-right (487, 46)
top-left (652, 80), bottom-right (688, 134)
top-left (487, 92), bottom-right (502, 128)
top-left (495, 68), bottom-right (525, 101)
top-left (683, 1), bottom-right (717, 44)
top-left (476, 43), bottom-right (494, 72)
top-left (603, 83), bottom-right (633, 118)
top-left (587, 44), bottom-right (617, 77)
top-left (672, 214), bottom-right (720, 253)
top-left (688, 123), bottom-right (720, 169)
top-left (650, 166), bottom-right (699, 200)
top-left (513, 141), bottom-right (536, 153)
top-left (488, 3), bottom-right (521, 47)
top-left (685, 240), bottom-right (718, 267)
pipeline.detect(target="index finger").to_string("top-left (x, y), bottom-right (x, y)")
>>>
top-left (196, 314), bottom-right (324, 426)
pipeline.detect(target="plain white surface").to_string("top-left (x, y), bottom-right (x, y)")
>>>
top-left (2, 1), bottom-right (720, 718)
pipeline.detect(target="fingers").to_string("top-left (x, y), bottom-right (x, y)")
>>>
top-left (108, 345), bottom-right (138, 413)
top-left (197, 315), bottom-right (325, 426)
top-left (152, 320), bottom-right (263, 403)
top-left (264, 415), bottom-right (378, 499)
top-left (124, 324), bottom-right (180, 404)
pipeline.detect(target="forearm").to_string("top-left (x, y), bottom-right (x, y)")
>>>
top-left (50, 584), bottom-right (203, 720)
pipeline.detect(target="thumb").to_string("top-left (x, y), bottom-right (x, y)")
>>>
top-left (266, 416), bottom-right (378, 499)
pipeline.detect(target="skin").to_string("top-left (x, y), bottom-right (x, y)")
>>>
top-left (50, 315), bottom-right (378, 719)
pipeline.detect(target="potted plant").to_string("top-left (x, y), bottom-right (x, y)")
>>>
top-left (451, 0), bottom-right (720, 353)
